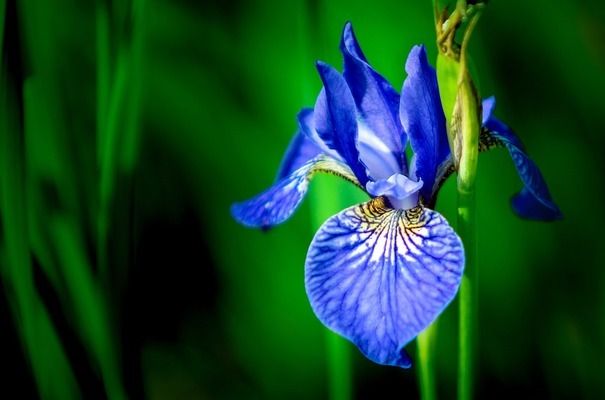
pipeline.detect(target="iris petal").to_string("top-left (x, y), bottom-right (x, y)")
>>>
top-left (340, 22), bottom-right (406, 175)
top-left (315, 62), bottom-right (369, 185)
top-left (489, 129), bottom-right (562, 220)
top-left (481, 96), bottom-right (496, 125)
top-left (232, 156), bottom-right (360, 229)
top-left (305, 197), bottom-right (464, 368)
top-left (482, 99), bottom-right (562, 220)
top-left (399, 46), bottom-right (449, 203)
top-left (366, 174), bottom-right (423, 210)
top-left (277, 129), bottom-right (322, 180)
top-left (357, 122), bottom-right (402, 181)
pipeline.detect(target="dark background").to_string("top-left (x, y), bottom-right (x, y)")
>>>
top-left (1, 0), bottom-right (604, 399)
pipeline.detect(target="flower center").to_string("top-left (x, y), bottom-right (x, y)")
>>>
top-left (366, 173), bottom-right (423, 210)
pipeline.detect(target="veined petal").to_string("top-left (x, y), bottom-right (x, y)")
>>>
top-left (232, 156), bottom-right (360, 229)
top-left (305, 197), bottom-right (464, 368)
top-left (482, 99), bottom-right (562, 221)
top-left (315, 62), bottom-right (369, 185)
top-left (340, 22), bottom-right (406, 174)
top-left (400, 46), bottom-right (449, 203)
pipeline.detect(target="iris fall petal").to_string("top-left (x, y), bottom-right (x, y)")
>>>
top-left (481, 98), bottom-right (562, 220)
top-left (305, 197), bottom-right (464, 368)
top-left (232, 156), bottom-right (360, 229)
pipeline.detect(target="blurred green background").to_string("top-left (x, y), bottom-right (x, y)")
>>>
top-left (1, 0), bottom-right (604, 399)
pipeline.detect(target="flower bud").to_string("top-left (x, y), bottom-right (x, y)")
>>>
top-left (434, 1), bottom-right (483, 191)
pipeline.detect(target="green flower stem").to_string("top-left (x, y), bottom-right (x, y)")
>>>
top-left (456, 11), bottom-right (481, 400)
top-left (326, 329), bottom-right (353, 400)
top-left (417, 321), bottom-right (438, 400)
top-left (434, 2), bottom-right (482, 397)
top-left (311, 178), bottom-right (352, 400)
top-left (457, 186), bottom-right (477, 400)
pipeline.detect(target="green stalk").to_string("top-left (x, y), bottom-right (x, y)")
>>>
top-left (326, 329), bottom-right (353, 400)
top-left (310, 178), bottom-right (353, 400)
top-left (98, 49), bottom-right (128, 282)
top-left (417, 321), bottom-right (438, 400)
top-left (96, 0), bottom-right (110, 164)
top-left (121, 0), bottom-right (145, 172)
top-left (434, 2), bottom-right (482, 397)
top-left (456, 176), bottom-right (477, 400)
top-left (456, 16), bottom-right (481, 399)
top-left (0, 55), bottom-right (79, 400)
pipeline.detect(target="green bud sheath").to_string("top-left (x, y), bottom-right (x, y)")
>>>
top-left (436, 53), bottom-right (462, 167)
top-left (454, 70), bottom-right (481, 192)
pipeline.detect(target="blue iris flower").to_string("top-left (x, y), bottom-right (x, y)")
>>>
top-left (232, 22), bottom-right (560, 368)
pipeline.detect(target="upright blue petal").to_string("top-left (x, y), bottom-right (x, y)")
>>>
top-left (399, 46), bottom-right (449, 202)
top-left (305, 198), bottom-right (464, 368)
top-left (296, 107), bottom-right (344, 163)
top-left (482, 99), bottom-right (562, 220)
top-left (314, 62), bottom-right (369, 185)
top-left (357, 123), bottom-right (403, 181)
top-left (340, 22), bottom-right (406, 175)
top-left (232, 156), bottom-right (360, 229)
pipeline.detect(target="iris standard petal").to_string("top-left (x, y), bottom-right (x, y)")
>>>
top-left (232, 156), bottom-right (361, 229)
top-left (340, 22), bottom-right (406, 174)
top-left (487, 128), bottom-right (562, 220)
top-left (296, 108), bottom-right (343, 164)
top-left (400, 45), bottom-right (449, 203)
top-left (357, 122), bottom-right (402, 181)
top-left (305, 197), bottom-right (464, 368)
top-left (315, 62), bottom-right (369, 185)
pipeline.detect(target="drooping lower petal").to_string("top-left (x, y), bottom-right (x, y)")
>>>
top-left (488, 128), bottom-right (562, 220)
top-left (305, 197), bottom-right (464, 367)
top-left (232, 156), bottom-right (360, 229)
top-left (482, 98), bottom-right (562, 220)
